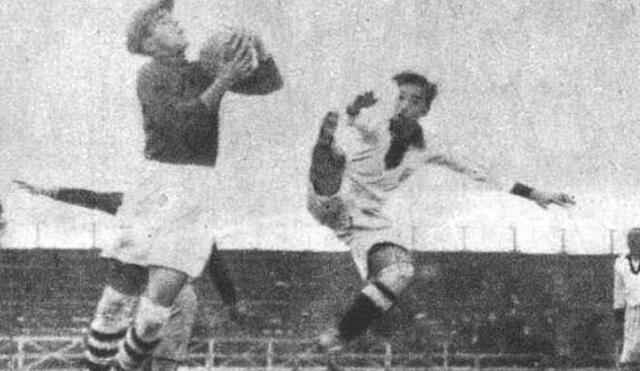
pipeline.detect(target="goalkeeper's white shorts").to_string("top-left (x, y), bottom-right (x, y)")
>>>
top-left (102, 161), bottom-right (218, 278)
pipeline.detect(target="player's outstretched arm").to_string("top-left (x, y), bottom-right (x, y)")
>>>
top-left (13, 180), bottom-right (123, 215)
top-left (424, 154), bottom-right (496, 185)
top-left (423, 156), bottom-right (576, 208)
top-left (512, 184), bottom-right (575, 209)
top-left (13, 180), bottom-right (56, 197)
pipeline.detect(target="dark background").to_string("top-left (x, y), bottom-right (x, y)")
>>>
top-left (0, 249), bottom-right (618, 365)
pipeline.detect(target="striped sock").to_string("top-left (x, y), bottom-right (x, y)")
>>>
top-left (117, 326), bottom-right (161, 370)
top-left (84, 286), bottom-right (137, 368)
top-left (85, 326), bottom-right (127, 366)
top-left (116, 297), bottom-right (170, 370)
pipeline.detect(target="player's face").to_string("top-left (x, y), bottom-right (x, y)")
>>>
top-left (393, 84), bottom-right (429, 121)
top-left (148, 13), bottom-right (188, 55)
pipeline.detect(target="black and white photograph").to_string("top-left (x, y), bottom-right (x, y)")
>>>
top-left (1, 0), bottom-right (639, 370)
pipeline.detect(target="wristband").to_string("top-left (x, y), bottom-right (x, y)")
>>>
top-left (510, 182), bottom-right (534, 198)
top-left (346, 105), bottom-right (359, 116)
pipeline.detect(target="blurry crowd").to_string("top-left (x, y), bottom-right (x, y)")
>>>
top-left (403, 296), bottom-right (613, 366)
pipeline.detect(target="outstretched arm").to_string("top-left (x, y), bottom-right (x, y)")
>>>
top-left (424, 154), bottom-right (494, 184)
top-left (423, 154), bottom-right (576, 209)
top-left (13, 180), bottom-right (123, 215)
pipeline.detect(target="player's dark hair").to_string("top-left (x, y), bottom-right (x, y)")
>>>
top-left (392, 71), bottom-right (438, 111)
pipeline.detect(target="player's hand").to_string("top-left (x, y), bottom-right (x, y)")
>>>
top-left (530, 190), bottom-right (576, 209)
top-left (347, 91), bottom-right (378, 116)
top-left (217, 34), bottom-right (256, 86)
top-left (13, 180), bottom-right (54, 197)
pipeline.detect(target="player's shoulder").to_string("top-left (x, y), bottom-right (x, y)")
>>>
top-left (136, 61), bottom-right (163, 86)
top-left (419, 130), bottom-right (449, 159)
top-left (138, 60), bottom-right (160, 75)
top-left (137, 60), bottom-right (178, 84)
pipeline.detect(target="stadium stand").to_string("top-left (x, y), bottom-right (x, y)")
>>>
top-left (0, 249), bottom-right (619, 369)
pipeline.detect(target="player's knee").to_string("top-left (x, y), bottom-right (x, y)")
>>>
top-left (146, 267), bottom-right (189, 307)
top-left (173, 284), bottom-right (198, 321)
top-left (105, 259), bottom-right (146, 296)
top-left (91, 286), bottom-right (138, 331)
top-left (374, 261), bottom-right (415, 295)
top-left (134, 297), bottom-right (172, 341)
top-left (368, 243), bottom-right (414, 295)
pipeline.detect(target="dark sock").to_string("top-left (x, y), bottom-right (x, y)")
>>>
top-left (338, 294), bottom-right (384, 342)
top-left (118, 327), bottom-right (161, 370)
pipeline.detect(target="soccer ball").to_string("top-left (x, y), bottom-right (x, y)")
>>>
top-left (199, 27), bottom-right (265, 78)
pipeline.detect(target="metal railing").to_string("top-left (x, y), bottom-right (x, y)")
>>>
top-left (0, 335), bottom-right (617, 371)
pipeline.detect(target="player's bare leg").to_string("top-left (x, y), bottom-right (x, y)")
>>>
top-left (116, 267), bottom-right (188, 370)
top-left (138, 283), bottom-right (198, 371)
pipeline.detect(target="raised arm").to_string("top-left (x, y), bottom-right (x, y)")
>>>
top-left (138, 35), bottom-right (255, 131)
top-left (345, 91), bottom-right (380, 141)
top-left (200, 35), bottom-right (257, 107)
top-left (309, 112), bottom-right (346, 196)
top-left (228, 36), bottom-right (283, 95)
